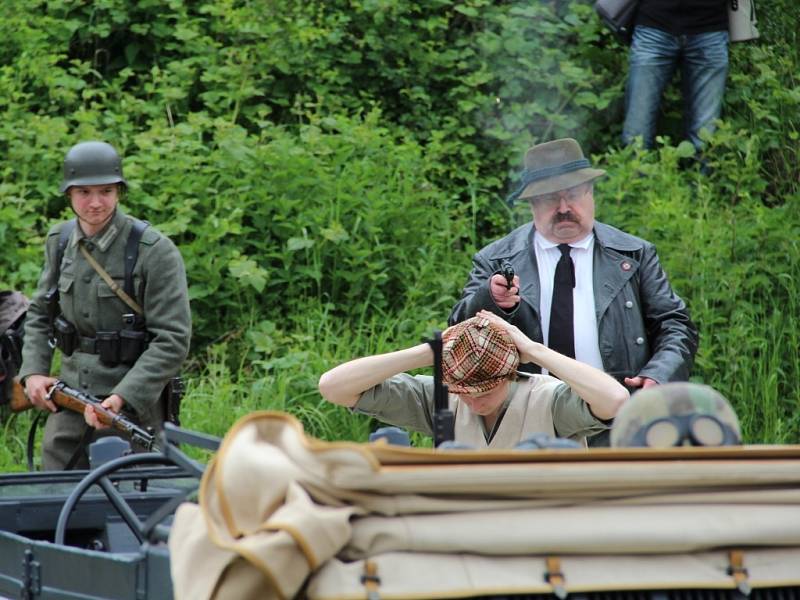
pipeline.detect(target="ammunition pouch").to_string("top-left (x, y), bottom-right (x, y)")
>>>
top-left (96, 331), bottom-right (120, 366)
top-left (54, 315), bottom-right (77, 356)
top-left (93, 328), bottom-right (148, 367)
top-left (55, 320), bottom-right (148, 368)
top-left (161, 376), bottom-right (184, 426)
top-left (119, 329), bottom-right (147, 366)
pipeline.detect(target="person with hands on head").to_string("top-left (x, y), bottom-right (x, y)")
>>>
top-left (19, 141), bottom-right (191, 470)
top-left (450, 138), bottom-right (698, 446)
top-left (319, 311), bottom-right (628, 448)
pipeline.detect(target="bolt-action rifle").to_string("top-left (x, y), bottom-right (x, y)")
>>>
top-left (9, 377), bottom-right (155, 451)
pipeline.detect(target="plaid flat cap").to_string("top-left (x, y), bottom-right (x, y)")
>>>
top-left (442, 316), bottom-right (519, 395)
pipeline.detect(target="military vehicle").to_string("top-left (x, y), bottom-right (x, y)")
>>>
top-left (0, 425), bottom-right (218, 599)
top-left (2, 411), bottom-right (797, 600)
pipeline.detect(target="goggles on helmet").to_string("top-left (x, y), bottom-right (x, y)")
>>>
top-left (627, 413), bottom-right (740, 448)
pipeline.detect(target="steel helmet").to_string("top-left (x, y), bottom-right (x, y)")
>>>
top-left (60, 141), bottom-right (127, 193)
top-left (611, 382), bottom-right (742, 448)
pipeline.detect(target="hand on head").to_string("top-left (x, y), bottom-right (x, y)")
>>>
top-left (475, 310), bottom-right (534, 358)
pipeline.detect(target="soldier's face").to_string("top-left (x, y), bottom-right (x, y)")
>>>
top-left (529, 183), bottom-right (595, 244)
top-left (69, 184), bottom-right (119, 234)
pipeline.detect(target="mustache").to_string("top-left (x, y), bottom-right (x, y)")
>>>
top-left (553, 212), bottom-right (579, 223)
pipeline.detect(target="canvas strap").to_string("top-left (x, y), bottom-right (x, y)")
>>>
top-left (545, 556), bottom-right (568, 600)
top-left (78, 241), bottom-right (143, 315)
top-left (727, 550), bottom-right (751, 596)
top-left (360, 560), bottom-right (381, 600)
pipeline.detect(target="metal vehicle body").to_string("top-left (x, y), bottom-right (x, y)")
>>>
top-left (0, 426), bottom-right (217, 600)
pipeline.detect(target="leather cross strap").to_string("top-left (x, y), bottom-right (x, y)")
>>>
top-left (78, 241), bottom-right (143, 315)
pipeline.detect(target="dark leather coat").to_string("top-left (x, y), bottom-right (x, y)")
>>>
top-left (449, 221), bottom-right (698, 385)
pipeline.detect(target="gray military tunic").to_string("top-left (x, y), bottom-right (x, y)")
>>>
top-left (19, 209), bottom-right (191, 469)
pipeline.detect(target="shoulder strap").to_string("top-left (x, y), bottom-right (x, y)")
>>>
top-left (78, 243), bottom-right (143, 315)
top-left (53, 219), bottom-right (77, 288)
top-left (124, 219), bottom-right (149, 298)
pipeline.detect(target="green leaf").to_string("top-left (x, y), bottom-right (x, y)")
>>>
top-left (676, 141), bottom-right (696, 158)
top-left (287, 237), bottom-right (315, 251)
top-left (228, 257), bottom-right (268, 292)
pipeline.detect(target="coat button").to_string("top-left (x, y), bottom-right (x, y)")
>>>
top-left (83, 276), bottom-right (92, 283)
top-left (625, 301), bottom-right (633, 308)
top-left (82, 311), bottom-right (90, 318)
top-left (635, 337), bottom-right (645, 345)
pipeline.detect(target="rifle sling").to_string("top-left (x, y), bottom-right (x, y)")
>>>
top-left (26, 411), bottom-right (45, 472)
top-left (64, 425), bottom-right (95, 471)
top-left (78, 241), bottom-right (143, 315)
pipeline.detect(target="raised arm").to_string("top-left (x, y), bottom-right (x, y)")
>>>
top-left (318, 343), bottom-right (433, 408)
top-left (478, 310), bottom-right (628, 419)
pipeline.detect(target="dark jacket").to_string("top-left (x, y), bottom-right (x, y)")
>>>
top-left (635, 0), bottom-right (728, 35)
top-left (449, 221), bottom-right (698, 386)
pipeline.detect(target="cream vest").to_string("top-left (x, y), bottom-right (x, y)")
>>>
top-left (451, 375), bottom-right (579, 449)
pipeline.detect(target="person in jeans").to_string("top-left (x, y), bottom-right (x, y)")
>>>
top-left (622, 0), bottom-right (729, 151)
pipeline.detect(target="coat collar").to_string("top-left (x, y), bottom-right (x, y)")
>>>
top-left (70, 209), bottom-right (127, 253)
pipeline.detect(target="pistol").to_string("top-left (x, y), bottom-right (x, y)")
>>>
top-left (500, 260), bottom-right (515, 290)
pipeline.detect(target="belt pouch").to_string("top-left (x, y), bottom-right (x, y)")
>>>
top-left (119, 329), bottom-right (146, 366)
top-left (96, 331), bottom-right (120, 366)
top-left (54, 316), bottom-right (77, 356)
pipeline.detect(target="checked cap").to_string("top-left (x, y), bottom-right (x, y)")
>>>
top-left (442, 316), bottom-right (519, 395)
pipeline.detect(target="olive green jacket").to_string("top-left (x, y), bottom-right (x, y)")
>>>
top-left (19, 209), bottom-right (191, 430)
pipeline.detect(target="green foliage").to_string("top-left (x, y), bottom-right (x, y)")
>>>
top-left (0, 0), bottom-right (798, 469)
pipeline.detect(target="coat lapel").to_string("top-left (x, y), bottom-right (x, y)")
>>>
top-left (593, 233), bottom-right (639, 321)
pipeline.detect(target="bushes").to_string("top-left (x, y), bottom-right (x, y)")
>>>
top-left (121, 110), bottom-right (467, 341)
top-left (0, 0), bottom-right (798, 466)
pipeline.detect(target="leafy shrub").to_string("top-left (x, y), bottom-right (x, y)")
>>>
top-left (0, 0), bottom-right (798, 466)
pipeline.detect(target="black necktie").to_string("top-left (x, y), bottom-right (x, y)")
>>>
top-left (549, 243), bottom-right (575, 359)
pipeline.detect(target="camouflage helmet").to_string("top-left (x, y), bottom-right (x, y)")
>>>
top-left (60, 141), bottom-right (127, 193)
top-left (611, 382), bottom-right (742, 448)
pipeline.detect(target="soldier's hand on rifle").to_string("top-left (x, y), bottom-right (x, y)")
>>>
top-left (489, 273), bottom-right (520, 309)
top-left (24, 375), bottom-right (59, 413)
top-left (84, 393), bottom-right (124, 429)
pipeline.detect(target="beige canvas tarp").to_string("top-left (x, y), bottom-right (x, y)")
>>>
top-left (169, 411), bottom-right (800, 600)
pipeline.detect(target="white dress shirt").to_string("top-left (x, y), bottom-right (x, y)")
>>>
top-left (534, 231), bottom-right (604, 371)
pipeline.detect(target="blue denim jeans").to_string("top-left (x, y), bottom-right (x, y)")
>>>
top-left (622, 26), bottom-right (729, 150)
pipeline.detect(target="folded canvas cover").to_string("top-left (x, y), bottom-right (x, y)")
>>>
top-left (169, 412), bottom-right (800, 600)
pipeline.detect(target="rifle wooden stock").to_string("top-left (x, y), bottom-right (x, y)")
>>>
top-left (10, 377), bottom-right (155, 450)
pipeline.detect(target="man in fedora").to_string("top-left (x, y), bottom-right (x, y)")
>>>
top-left (318, 311), bottom-right (628, 448)
top-left (449, 138), bottom-right (697, 444)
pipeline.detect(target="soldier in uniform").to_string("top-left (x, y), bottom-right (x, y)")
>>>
top-left (18, 141), bottom-right (191, 470)
top-left (610, 382), bottom-right (741, 447)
